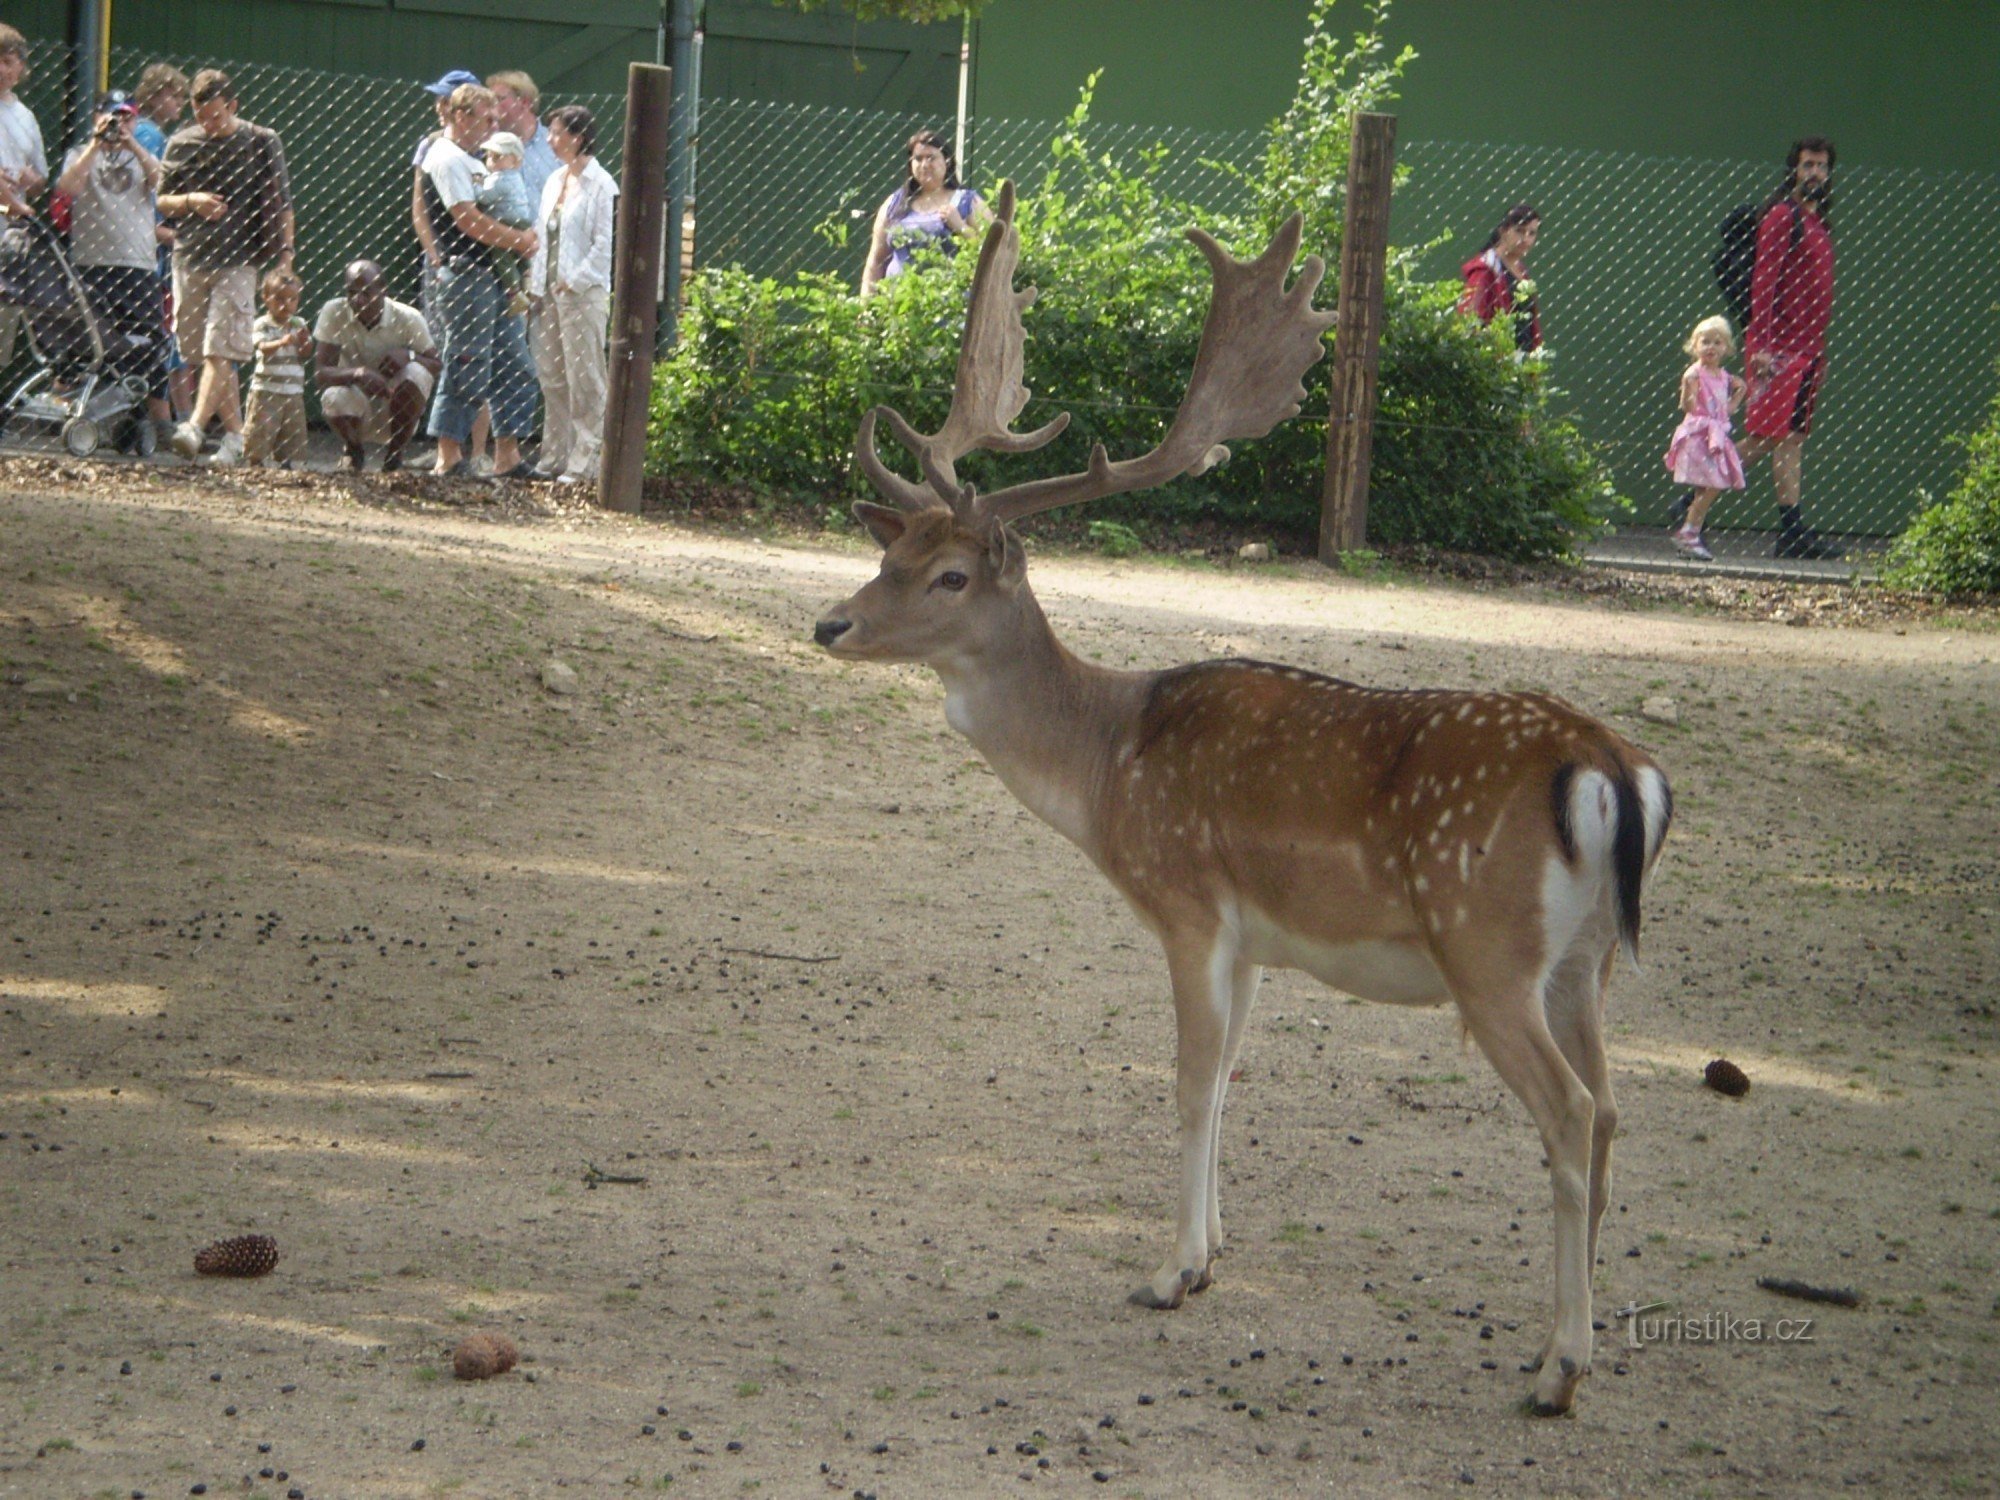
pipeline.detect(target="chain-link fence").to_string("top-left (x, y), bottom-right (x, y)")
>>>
top-left (4, 33), bottom-right (1996, 566)
top-left (2, 36), bottom-right (643, 475)
top-left (1392, 141), bottom-right (2000, 559)
top-left (693, 96), bottom-right (1264, 285)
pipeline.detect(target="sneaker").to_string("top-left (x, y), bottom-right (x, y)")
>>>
top-left (168, 420), bottom-right (204, 459)
top-left (1672, 525), bottom-right (1713, 562)
top-left (381, 448), bottom-right (404, 473)
top-left (1774, 528), bottom-right (1843, 560)
top-left (206, 430), bottom-right (243, 467)
top-left (344, 445), bottom-right (366, 471)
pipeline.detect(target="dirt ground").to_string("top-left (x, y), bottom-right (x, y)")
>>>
top-left (3, 464), bottom-right (1997, 1499)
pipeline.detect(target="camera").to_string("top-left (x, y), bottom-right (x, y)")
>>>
top-left (95, 91), bottom-right (136, 140)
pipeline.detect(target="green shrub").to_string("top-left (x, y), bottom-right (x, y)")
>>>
top-left (1881, 370), bottom-right (2000, 594)
top-left (648, 0), bottom-right (1620, 561)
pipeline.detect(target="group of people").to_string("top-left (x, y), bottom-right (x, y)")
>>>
top-left (0, 34), bottom-right (620, 482)
top-left (1458, 137), bottom-right (1843, 561)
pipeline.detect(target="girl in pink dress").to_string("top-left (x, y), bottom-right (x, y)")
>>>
top-left (1664, 315), bottom-right (1747, 560)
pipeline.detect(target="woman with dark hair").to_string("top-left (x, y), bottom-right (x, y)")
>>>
top-left (527, 103), bottom-right (617, 483)
top-left (1459, 203), bottom-right (1542, 353)
top-left (859, 128), bottom-right (988, 298)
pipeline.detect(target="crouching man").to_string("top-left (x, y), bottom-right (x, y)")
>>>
top-left (313, 258), bottom-right (441, 471)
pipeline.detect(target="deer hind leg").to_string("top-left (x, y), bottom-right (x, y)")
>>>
top-left (1460, 990), bottom-right (1598, 1416)
top-left (1130, 924), bottom-right (1238, 1310)
top-left (1543, 946), bottom-right (1619, 1275)
top-left (1191, 954), bottom-right (1262, 1293)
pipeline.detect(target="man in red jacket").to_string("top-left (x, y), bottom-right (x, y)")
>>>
top-left (1740, 137), bottom-right (1840, 559)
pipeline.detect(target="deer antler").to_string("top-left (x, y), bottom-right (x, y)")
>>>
top-left (851, 181), bottom-right (1069, 514)
top-left (976, 215), bottom-right (1335, 527)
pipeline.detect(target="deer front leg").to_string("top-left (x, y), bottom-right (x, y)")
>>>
top-left (1130, 927), bottom-right (1236, 1310)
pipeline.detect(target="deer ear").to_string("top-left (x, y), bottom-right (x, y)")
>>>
top-left (988, 522), bottom-right (1026, 584)
top-left (853, 502), bottom-right (908, 550)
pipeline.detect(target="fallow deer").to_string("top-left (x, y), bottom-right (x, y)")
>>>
top-left (813, 183), bottom-right (1672, 1415)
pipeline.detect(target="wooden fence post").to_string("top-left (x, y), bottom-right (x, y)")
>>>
top-left (598, 61), bottom-right (674, 514)
top-left (1319, 111), bottom-right (1398, 562)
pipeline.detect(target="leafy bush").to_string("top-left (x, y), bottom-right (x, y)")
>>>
top-left (649, 0), bottom-right (1619, 560)
top-left (1881, 371), bottom-right (2000, 594)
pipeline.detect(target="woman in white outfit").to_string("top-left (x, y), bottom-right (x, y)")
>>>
top-left (528, 104), bottom-right (617, 483)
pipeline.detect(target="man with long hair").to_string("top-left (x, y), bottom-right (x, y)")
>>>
top-left (1738, 136), bottom-right (1840, 559)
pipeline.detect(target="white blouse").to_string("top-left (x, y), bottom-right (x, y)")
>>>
top-left (528, 155), bottom-right (619, 296)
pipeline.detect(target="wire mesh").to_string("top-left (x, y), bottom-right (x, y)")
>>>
top-left (692, 96), bottom-right (1264, 286)
top-left (2, 36), bottom-right (649, 474)
top-left (1393, 140), bottom-right (2000, 555)
top-left (2, 30), bottom-right (1995, 566)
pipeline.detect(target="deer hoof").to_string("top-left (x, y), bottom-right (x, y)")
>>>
top-left (1528, 1355), bottom-right (1585, 1417)
top-left (1190, 1262), bottom-right (1216, 1295)
top-left (1128, 1266), bottom-right (1198, 1310)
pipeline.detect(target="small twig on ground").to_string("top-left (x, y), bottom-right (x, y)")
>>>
top-left (423, 1070), bottom-right (475, 1080)
top-left (720, 946), bottom-right (841, 964)
top-left (454, 584), bottom-right (528, 626)
top-left (583, 1160), bottom-right (648, 1188)
top-left (1387, 1078), bottom-right (1498, 1114)
top-left (1756, 1276), bottom-right (1861, 1307)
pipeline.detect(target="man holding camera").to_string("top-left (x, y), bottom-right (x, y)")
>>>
top-left (56, 91), bottom-right (171, 430)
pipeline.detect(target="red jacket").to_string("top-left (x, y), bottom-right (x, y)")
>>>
top-left (1746, 201), bottom-right (1833, 360)
top-left (1459, 250), bottom-right (1540, 352)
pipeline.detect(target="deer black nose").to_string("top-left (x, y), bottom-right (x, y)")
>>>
top-left (813, 617), bottom-right (852, 647)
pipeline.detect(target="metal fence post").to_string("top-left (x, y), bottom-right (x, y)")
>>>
top-left (599, 60), bottom-right (673, 514)
top-left (660, 0), bottom-right (697, 352)
top-left (1319, 110), bottom-right (1397, 563)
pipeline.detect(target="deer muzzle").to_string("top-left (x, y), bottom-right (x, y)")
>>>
top-left (812, 616), bottom-right (853, 649)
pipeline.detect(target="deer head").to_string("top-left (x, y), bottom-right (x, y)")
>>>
top-left (813, 181), bottom-right (1337, 667)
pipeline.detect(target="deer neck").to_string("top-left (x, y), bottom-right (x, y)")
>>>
top-left (932, 587), bottom-right (1140, 854)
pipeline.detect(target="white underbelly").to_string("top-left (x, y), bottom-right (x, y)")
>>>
top-left (1238, 910), bottom-right (1449, 1006)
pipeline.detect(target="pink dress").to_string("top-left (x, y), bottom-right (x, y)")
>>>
top-left (1664, 366), bottom-right (1745, 489)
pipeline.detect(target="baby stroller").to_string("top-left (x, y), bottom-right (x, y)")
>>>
top-left (0, 214), bottom-right (161, 457)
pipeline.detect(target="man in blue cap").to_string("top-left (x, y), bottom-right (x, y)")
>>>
top-left (411, 70), bottom-right (486, 460)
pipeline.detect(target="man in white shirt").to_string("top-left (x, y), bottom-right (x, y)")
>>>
top-left (0, 26), bottom-right (48, 370)
top-left (314, 259), bottom-right (441, 472)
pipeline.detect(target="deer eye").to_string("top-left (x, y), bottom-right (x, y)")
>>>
top-left (935, 570), bottom-right (969, 592)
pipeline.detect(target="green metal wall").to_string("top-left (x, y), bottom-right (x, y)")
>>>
top-left (104, 0), bottom-right (659, 95)
top-left (970, 0), bottom-right (2000, 175)
top-left (702, 1), bottom-right (957, 113)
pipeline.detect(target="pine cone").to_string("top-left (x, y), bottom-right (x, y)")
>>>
top-left (453, 1332), bottom-right (520, 1380)
top-left (193, 1234), bottom-right (280, 1277)
top-left (1703, 1058), bottom-right (1750, 1097)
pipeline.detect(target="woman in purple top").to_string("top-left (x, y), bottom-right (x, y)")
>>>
top-left (859, 128), bottom-right (988, 298)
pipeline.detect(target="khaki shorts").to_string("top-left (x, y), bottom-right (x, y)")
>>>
top-left (173, 262), bottom-right (257, 364)
top-left (244, 389), bottom-right (309, 466)
top-left (319, 363), bottom-right (437, 442)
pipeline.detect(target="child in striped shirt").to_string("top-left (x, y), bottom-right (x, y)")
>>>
top-left (243, 266), bottom-right (311, 468)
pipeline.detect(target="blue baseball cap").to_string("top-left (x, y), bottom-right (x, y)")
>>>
top-left (423, 69), bottom-right (481, 97)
